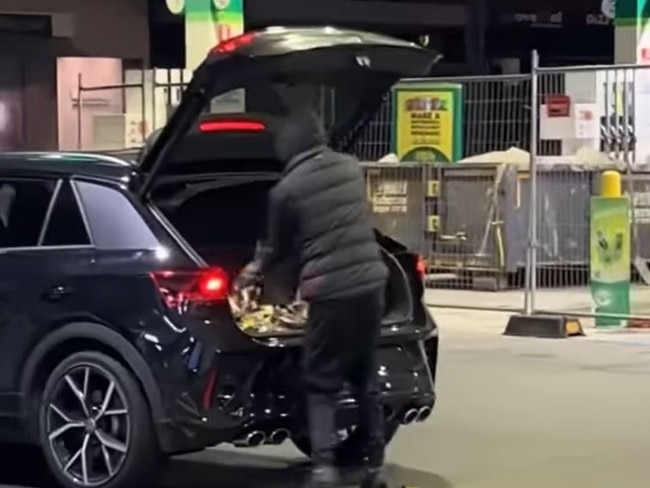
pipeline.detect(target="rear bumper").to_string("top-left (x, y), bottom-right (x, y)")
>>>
top-left (155, 328), bottom-right (438, 454)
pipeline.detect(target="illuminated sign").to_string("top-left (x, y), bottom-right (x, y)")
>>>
top-left (163, 0), bottom-right (244, 71)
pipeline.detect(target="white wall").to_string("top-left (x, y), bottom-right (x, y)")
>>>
top-left (57, 57), bottom-right (123, 150)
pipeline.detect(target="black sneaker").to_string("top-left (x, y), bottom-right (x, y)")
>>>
top-left (360, 467), bottom-right (388, 488)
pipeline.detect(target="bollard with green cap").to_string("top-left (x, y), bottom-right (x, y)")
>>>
top-left (589, 170), bottom-right (631, 327)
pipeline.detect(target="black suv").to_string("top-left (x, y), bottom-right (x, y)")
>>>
top-left (0, 27), bottom-right (439, 488)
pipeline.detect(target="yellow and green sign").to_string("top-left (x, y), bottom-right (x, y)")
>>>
top-left (590, 196), bottom-right (631, 327)
top-left (391, 82), bottom-right (463, 163)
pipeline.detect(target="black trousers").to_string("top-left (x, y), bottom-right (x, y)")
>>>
top-left (303, 288), bottom-right (385, 468)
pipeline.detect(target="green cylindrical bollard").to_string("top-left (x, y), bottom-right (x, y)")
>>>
top-left (590, 170), bottom-right (631, 327)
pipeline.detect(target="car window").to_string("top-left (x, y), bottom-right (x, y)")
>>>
top-left (0, 179), bottom-right (56, 248)
top-left (41, 181), bottom-right (91, 247)
top-left (73, 180), bottom-right (160, 250)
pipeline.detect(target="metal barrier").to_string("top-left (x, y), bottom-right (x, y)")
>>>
top-left (72, 68), bottom-right (196, 151)
top-left (73, 74), bottom-right (148, 151)
top-left (76, 72), bottom-right (552, 159)
top-left (350, 73), bottom-right (565, 162)
top-left (73, 60), bottom-right (650, 325)
top-left (525, 59), bottom-right (650, 327)
top-left (357, 60), bottom-right (650, 322)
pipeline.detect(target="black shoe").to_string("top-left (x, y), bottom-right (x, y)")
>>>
top-left (304, 465), bottom-right (340, 488)
top-left (360, 467), bottom-right (388, 488)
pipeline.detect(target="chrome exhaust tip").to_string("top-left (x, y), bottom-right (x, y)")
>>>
top-left (402, 408), bottom-right (418, 424)
top-left (233, 430), bottom-right (266, 447)
top-left (416, 406), bottom-right (432, 422)
top-left (268, 428), bottom-right (290, 445)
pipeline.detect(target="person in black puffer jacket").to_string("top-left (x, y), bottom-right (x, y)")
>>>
top-left (235, 84), bottom-right (389, 488)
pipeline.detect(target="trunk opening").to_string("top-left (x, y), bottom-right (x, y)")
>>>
top-left (152, 176), bottom-right (414, 336)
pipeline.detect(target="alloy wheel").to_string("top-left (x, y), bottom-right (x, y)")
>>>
top-left (45, 364), bottom-right (130, 487)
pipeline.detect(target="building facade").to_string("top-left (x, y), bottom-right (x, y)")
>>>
top-left (0, 0), bottom-right (149, 150)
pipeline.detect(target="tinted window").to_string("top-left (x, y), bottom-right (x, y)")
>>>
top-left (74, 180), bottom-right (159, 250)
top-left (42, 181), bottom-right (91, 246)
top-left (0, 179), bottom-right (55, 248)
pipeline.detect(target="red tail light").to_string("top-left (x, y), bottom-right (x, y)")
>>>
top-left (151, 267), bottom-right (230, 308)
top-left (416, 255), bottom-right (427, 280)
top-left (210, 32), bottom-right (256, 54)
top-left (199, 120), bottom-right (265, 132)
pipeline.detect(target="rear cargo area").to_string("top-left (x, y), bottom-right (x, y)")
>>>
top-left (153, 178), bottom-right (414, 335)
top-left (155, 180), bottom-right (274, 275)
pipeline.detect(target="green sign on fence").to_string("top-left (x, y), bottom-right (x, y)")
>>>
top-left (391, 82), bottom-right (463, 163)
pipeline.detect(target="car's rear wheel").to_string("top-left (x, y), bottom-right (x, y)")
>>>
top-left (291, 417), bottom-right (400, 467)
top-left (37, 351), bottom-right (159, 488)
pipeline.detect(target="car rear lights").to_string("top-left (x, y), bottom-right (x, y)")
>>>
top-left (198, 120), bottom-right (265, 132)
top-left (210, 32), bottom-right (257, 54)
top-left (151, 267), bottom-right (230, 308)
top-left (416, 255), bottom-right (427, 281)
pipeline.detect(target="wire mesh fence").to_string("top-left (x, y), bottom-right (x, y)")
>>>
top-left (524, 163), bottom-right (650, 327)
top-left (350, 73), bottom-right (564, 162)
top-left (525, 62), bottom-right (650, 327)
top-left (73, 60), bottom-right (650, 325)
top-left (73, 86), bottom-right (148, 151)
top-left (355, 61), bottom-right (650, 321)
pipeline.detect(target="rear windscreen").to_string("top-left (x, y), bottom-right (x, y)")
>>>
top-left (162, 127), bottom-right (283, 175)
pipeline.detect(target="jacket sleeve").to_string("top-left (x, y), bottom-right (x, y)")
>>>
top-left (257, 186), bottom-right (297, 275)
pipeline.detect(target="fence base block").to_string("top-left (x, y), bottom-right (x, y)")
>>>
top-left (504, 314), bottom-right (585, 339)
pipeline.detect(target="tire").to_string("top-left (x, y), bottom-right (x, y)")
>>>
top-left (37, 351), bottom-right (160, 488)
top-left (292, 418), bottom-right (400, 467)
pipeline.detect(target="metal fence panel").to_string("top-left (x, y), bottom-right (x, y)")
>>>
top-left (76, 62), bottom-right (650, 322)
top-left (529, 62), bottom-right (650, 327)
top-left (349, 73), bottom-right (566, 162)
top-left (74, 83), bottom-right (148, 151)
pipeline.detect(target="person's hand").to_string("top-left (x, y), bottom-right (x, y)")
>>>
top-left (233, 262), bottom-right (261, 291)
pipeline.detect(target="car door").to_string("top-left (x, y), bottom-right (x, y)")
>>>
top-left (0, 176), bottom-right (93, 420)
top-left (135, 26), bottom-right (440, 197)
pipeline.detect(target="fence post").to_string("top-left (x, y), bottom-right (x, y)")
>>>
top-left (523, 50), bottom-right (540, 316)
top-left (504, 52), bottom-right (584, 338)
top-left (77, 73), bottom-right (83, 150)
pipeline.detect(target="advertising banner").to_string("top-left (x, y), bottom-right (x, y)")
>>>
top-left (590, 196), bottom-right (631, 327)
top-left (391, 82), bottom-right (463, 163)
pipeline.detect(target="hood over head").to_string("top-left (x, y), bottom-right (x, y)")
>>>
top-left (267, 84), bottom-right (327, 164)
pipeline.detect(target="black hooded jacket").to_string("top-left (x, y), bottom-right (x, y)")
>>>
top-left (259, 107), bottom-right (388, 301)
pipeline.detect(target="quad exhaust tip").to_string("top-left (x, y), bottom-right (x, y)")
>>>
top-left (416, 406), bottom-right (432, 422)
top-left (267, 428), bottom-right (290, 445)
top-left (266, 429), bottom-right (291, 446)
top-left (402, 408), bottom-right (418, 424)
top-left (234, 430), bottom-right (266, 447)
top-left (402, 406), bottom-right (432, 424)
